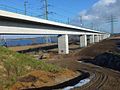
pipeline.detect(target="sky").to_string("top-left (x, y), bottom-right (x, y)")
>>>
top-left (0, 0), bottom-right (98, 22)
top-left (0, 0), bottom-right (119, 38)
top-left (73, 0), bottom-right (120, 33)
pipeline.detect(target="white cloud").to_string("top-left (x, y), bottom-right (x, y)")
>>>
top-left (80, 0), bottom-right (119, 22)
top-left (73, 0), bottom-right (120, 33)
top-left (93, 0), bottom-right (117, 7)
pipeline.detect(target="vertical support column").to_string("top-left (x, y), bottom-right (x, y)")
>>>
top-left (58, 34), bottom-right (69, 54)
top-left (103, 34), bottom-right (110, 39)
top-left (103, 34), bottom-right (108, 39)
top-left (99, 35), bottom-right (102, 41)
top-left (80, 34), bottom-right (87, 47)
top-left (101, 35), bottom-right (104, 40)
top-left (107, 34), bottom-right (110, 38)
top-left (95, 35), bottom-right (99, 42)
top-left (103, 34), bottom-right (106, 39)
top-left (90, 34), bottom-right (94, 44)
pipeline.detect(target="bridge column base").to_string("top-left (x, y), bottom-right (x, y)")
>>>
top-left (80, 35), bottom-right (87, 47)
top-left (58, 34), bottom-right (69, 54)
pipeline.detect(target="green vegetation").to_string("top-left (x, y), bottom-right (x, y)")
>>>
top-left (0, 46), bottom-right (61, 89)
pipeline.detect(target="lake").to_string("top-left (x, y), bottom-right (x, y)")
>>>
top-left (0, 36), bottom-right (58, 47)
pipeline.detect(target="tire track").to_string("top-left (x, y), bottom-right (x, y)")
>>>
top-left (74, 63), bottom-right (109, 90)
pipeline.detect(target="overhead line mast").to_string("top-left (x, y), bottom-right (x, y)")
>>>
top-left (44, 0), bottom-right (48, 20)
top-left (24, 0), bottom-right (28, 15)
top-left (107, 15), bottom-right (118, 34)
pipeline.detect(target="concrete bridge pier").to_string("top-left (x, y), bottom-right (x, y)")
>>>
top-left (101, 35), bottom-right (104, 40)
top-left (58, 34), bottom-right (69, 54)
top-left (103, 34), bottom-right (108, 39)
top-left (99, 35), bottom-right (103, 41)
top-left (80, 34), bottom-right (87, 47)
top-left (90, 35), bottom-right (95, 44)
top-left (99, 35), bottom-right (101, 41)
top-left (103, 35), bottom-right (106, 39)
top-left (95, 35), bottom-right (100, 42)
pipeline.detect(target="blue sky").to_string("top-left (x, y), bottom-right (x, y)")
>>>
top-left (0, 0), bottom-right (98, 22)
top-left (0, 0), bottom-right (119, 38)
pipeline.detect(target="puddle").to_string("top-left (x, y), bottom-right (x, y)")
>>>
top-left (63, 78), bottom-right (90, 90)
top-left (77, 61), bottom-right (83, 63)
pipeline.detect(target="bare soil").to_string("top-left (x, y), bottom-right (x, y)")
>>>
top-left (8, 43), bottom-right (57, 52)
top-left (11, 69), bottom-right (78, 90)
top-left (46, 38), bottom-right (120, 90)
top-left (9, 36), bottom-right (120, 90)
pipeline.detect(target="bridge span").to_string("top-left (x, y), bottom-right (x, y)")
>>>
top-left (0, 10), bottom-right (110, 54)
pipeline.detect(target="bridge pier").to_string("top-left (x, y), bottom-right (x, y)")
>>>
top-left (99, 35), bottom-right (102, 41)
top-left (58, 34), bottom-right (69, 54)
top-left (90, 35), bottom-right (95, 44)
top-left (103, 34), bottom-right (110, 39)
top-left (101, 35), bottom-right (104, 40)
top-left (94, 35), bottom-right (100, 42)
top-left (80, 35), bottom-right (87, 47)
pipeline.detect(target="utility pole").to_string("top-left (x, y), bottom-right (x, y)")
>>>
top-left (80, 15), bottom-right (83, 27)
top-left (44, 0), bottom-right (48, 20)
top-left (24, 0), bottom-right (28, 15)
top-left (44, 0), bottom-right (49, 43)
top-left (107, 15), bottom-right (117, 34)
top-left (90, 22), bottom-right (94, 29)
top-left (67, 18), bottom-right (70, 24)
top-left (40, 0), bottom-right (49, 20)
top-left (40, 0), bottom-right (51, 43)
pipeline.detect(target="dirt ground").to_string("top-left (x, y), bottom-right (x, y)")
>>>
top-left (46, 37), bottom-right (120, 90)
top-left (8, 43), bottom-right (57, 51)
top-left (11, 69), bottom-right (78, 90)
top-left (9, 36), bottom-right (120, 90)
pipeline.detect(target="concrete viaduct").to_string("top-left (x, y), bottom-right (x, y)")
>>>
top-left (0, 10), bottom-right (110, 54)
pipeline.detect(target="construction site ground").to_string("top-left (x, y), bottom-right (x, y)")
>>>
top-left (9, 36), bottom-right (120, 90)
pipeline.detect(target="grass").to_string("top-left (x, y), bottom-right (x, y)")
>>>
top-left (0, 46), bottom-right (62, 90)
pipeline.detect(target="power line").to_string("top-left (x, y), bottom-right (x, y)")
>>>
top-left (40, 0), bottom-right (49, 20)
top-left (67, 18), bottom-right (70, 24)
top-left (1, 0), bottom-right (78, 26)
top-left (106, 15), bottom-right (118, 34)
top-left (52, 5), bottom-right (75, 16)
top-left (44, 0), bottom-right (48, 20)
top-left (24, 0), bottom-right (28, 15)
top-left (80, 15), bottom-right (83, 27)
top-left (90, 22), bottom-right (94, 29)
top-left (39, 0), bottom-right (53, 43)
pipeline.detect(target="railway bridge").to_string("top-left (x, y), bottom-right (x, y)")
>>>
top-left (0, 10), bottom-right (110, 54)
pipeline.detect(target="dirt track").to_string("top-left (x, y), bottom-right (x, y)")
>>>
top-left (46, 38), bottom-right (120, 90)
top-left (48, 58), bottom-right (120, 90)
top-left (75, 62), bottom-right (120, 90)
